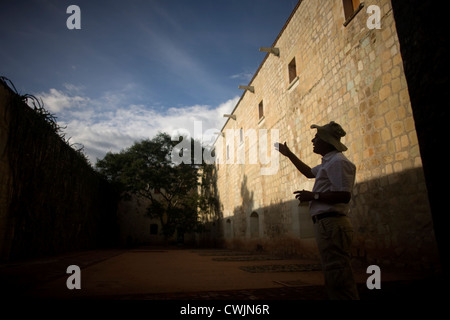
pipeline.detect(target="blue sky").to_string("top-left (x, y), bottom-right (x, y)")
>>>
top-left (1, 0), bottom-right (297, 163)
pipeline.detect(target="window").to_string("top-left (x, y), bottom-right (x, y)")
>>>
top-left (288, 57), bottom-right (297, 83)
top-left (239, 128), bottom-right (243, 144)
top-left (226, 144), bottom-right (230, 160)
top-left (258, 100), bottom-right (264, 120)
top-left (343, 0), bottom-right (364, 26)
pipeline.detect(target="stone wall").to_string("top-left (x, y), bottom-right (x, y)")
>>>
top-left (390, 0), bottom-right (448, 272)
top-left (213, 0), bottom-right (440, 270)
top-left (0, 80), bottom-right (118, 261)
top-left (117, 195), bottom-right (166, 247)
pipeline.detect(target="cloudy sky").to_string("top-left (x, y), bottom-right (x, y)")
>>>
top-left (1, 0), bottom-right (297, 164)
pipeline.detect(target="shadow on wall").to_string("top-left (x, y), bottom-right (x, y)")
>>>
top-left (217, 166), bottom-right (440, 271)
top-left (195, 164), bottom-right (225, 248)
top-left (351, 166), bottom-right (439, 270)
top-left (232, 175), bottom-right (254, 239)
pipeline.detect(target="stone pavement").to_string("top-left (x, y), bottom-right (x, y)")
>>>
top-left (0, 246), bottom-right (444, 301)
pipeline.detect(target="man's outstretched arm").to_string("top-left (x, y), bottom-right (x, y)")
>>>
top-left (274, 142), bottom-right (315, 178)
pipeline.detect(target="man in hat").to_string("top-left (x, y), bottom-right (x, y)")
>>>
top-left (275, 121), bottom-right (359, 300)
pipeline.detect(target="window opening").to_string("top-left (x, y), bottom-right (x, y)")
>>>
top-left (258, 100), bottom-right (264, 120)
top-left (288, 57), bottom-right (297, 83)
top-left (343, 0), bottom-right (364, 26)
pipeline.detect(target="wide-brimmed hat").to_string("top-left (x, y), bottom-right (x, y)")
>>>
top-left (310, 121), bottom-right (348, 152)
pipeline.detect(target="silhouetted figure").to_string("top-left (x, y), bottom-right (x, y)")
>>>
top-left (275, 121), bottom-right (359, 300)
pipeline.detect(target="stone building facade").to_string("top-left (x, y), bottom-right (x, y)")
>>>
top-left (116, 195), bottom-right (165, 247)
top-left (212, 0), bottom-right (440, 270)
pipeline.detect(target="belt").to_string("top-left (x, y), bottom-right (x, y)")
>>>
top-left (312, 212), bottom-right (346, 224)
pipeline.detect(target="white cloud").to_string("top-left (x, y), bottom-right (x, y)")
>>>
top-left (229, 72), bottom-right (254, 81)
top-left (36, 85), bottom-right (238, 164)
top-left (37, 88), bottom-right (89, 113)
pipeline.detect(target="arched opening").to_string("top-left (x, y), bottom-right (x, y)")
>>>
top-left (225, 218), bottom-right (232, 239)
top-left (250, 212), bottom-right (259, 238)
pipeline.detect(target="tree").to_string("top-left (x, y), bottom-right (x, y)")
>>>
top-left (96, 132), bottom-right (203, 240)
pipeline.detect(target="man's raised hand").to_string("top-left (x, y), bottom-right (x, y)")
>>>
top-left (274, 141), bottom-right (291, 157)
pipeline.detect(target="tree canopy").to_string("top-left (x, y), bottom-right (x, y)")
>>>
top-left (96, 132), bottom-right (205, 239)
